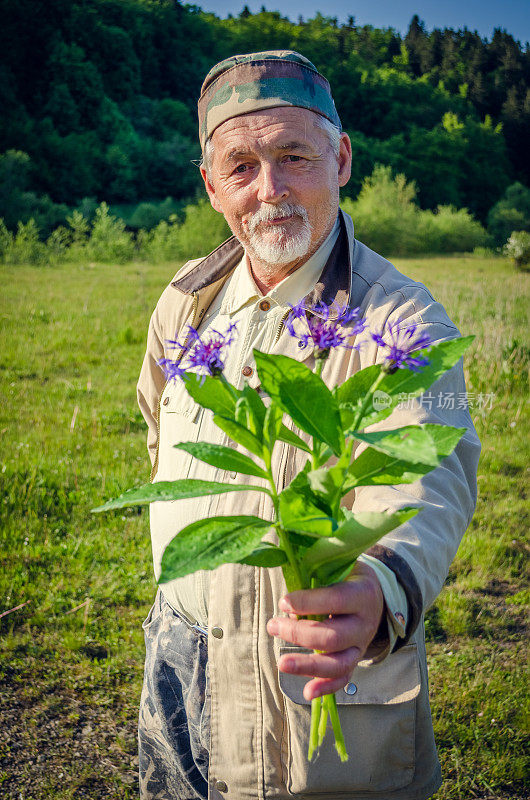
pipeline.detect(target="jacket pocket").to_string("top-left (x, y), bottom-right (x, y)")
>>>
top-left (156, 386), bottom-right (202, 482)
top-left (279, 643), bottom-right (420, 796)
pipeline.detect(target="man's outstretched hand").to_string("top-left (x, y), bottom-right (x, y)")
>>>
top-left (266, 562), bottom-right (385, 701)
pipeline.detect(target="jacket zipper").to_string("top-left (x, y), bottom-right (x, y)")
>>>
top-left (273, 310), bottom-right (290, 345)
top-left (150, 292), bottom-right (200, 483)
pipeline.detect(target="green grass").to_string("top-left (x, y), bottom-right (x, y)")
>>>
top-left (0, 255), bottom-right (528, 798)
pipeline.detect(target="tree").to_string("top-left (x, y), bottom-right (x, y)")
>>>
top-left (405, 14), bottom-right (428, 78)
top-left (487, 182), bottom-right (530, 245)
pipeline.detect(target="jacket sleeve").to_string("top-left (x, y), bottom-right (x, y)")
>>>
top-left (137, 303), bottom-right (167, 468)
top-left (354, 289), bottom-right (481, 648)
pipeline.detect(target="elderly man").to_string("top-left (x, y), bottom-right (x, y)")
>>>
top-left (137, 51), bottom-right (480, 800)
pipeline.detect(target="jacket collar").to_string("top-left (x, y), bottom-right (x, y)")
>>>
top-left (172, 208), bottom-right (355, 314)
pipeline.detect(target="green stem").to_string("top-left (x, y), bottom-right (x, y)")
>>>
top-left (310, 357), bottom-right (327, 469)
top-left (266, 461), bottom-right (308, 591)
top-left (276, 523), bottom-right (307, 590)
top-left (323, 694), bottom-right (349, 762)
top-left (317, 699), bottom-right (328, 746)
top-left (350, 370), bottom-right (386, 433)
top-left (308, 697), bottom-right (321, 761)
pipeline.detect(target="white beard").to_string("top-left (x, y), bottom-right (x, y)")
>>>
top-left (244, 203), bottom-right (312, 267)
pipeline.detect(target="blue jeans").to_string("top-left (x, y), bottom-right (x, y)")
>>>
top-left (138, 589), bottom-right (210, 800)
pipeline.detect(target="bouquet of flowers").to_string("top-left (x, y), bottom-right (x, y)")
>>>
top-left (94, 301), bottom-right (472, 762)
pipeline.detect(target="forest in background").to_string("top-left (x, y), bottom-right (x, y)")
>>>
top-left (0, 0), bottom-right (529, 246)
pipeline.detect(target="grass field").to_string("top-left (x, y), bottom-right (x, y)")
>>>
top-left (0, 254), bottom-right (528, 799)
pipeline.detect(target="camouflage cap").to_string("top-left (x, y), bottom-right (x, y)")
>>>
top-left (198, 50), bottom-right (341, 149)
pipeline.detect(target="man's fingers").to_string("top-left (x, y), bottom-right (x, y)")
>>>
top-left (279, 578), bottom-right (380, 618)
top-left (267, 614), bottom-right (368, 653)
top-left (277, 646), bottom-right (361, 680)
top-left (303, 675), bottom-right (352, 701)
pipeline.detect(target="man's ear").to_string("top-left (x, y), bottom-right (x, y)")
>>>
top-left (200, 166), bottom-right (224, 214)
top-left (337, 133), bottom-right (352, 188)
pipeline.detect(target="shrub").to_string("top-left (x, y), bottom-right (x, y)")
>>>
top-left (417, 205), bottom-right (489, 253)
top-left (128, 197), bottom-right (183, 230)
top-left (3, 219), bottom-right (47, 265)
top-left (487, 182), bottom-right (530, 246)
top-left (137, 199), bottom-right (230, 264)
top-left (343, 165), bottom-right (489, 256)
top-left (85, 202), bottom-right (135, 263)
top-left (173, 199), bottom-right (231, 259)
top-left (67, 210), bottom-right (90, 244)
top-left (504, 231), bottom-right (530, 269)
top-left (137, 216), bottom-right (183, 263)
top-left (46, 226), bottom-right (72, 263)
top-left (342, 166), bottom-right (420, 256)
top-left (0, 218), bottom-right (13, 261)
top-left (472, 246), bottom-right (497, 258)
top-left (60, 210), bottom-right (91, 262)
top-left (75, 197), bottom-right (99, 223)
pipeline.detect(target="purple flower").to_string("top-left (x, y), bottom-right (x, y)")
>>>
top-left (158, 323), bottom-right (237, 381)
top-left (286, 300), bottom-right (367, 358)
top-left (372, 320), bottom-right (431, 373)
top-left (184, 323), bottom-right (237, 375)
top-left (158, 358), bottom-right (187, 382)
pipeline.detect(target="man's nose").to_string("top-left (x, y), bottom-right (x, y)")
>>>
top-left (256, 162), bottom-right (289, 204)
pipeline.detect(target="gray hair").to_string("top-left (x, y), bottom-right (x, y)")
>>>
top-left (200, 137), bottom-right (215, 179)
top-left (200, 113), bottom-right (341, 179)
top-left (313, 115), bottom-right (341, 158)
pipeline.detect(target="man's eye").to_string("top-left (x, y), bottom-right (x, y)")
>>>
top-left (234, 164), bottom-right (248, 174)
top-left (286, 155), bottom-right (302, 162)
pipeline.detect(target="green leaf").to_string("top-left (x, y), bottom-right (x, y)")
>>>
top-left (174, 442), bottom-right (268, 479)
top-left (280, 508), bottom-right (334, 538)
top-left (241, 384), bottom-right (266, 436)
top-left (159, 515), bottom-right (271, 582)
top-left (312, 440), bottom-right (334, 468)
top-left (307, 466), bottom-right (343, 498)
top-left (213, 414), bottom-right (263, 456)
top-left (336, 364), bottom-right (380, 430)
top-left (182, 373), bottom-right (238, 418)
top-left (254, 350), bottom-right (343, 455)
top-left (345, 424), bottom-right (466, 489)
top-left (345, 449), bottom-right (435, 488)
top-left (420, 423), bottom-right (468, 458)
top-left (288, 530), bottom-right (319, 550)
top-left (302, 508), bottom-right (419, 583)
top-left (338, 400), bottom-right (365, 433)
top-left (235, 396), bottom-right (250, 427)
top-left (353, 426), bottom-right (437, 465)
top-left (353, 424), bottom-right (465, 467)
top-left (338, 337), bottom-right (474, 431)
top-left (237, 542), bottom-right (288, 567)
top-left (306, 444), bottom-right (353, 506)
top-left (92, 479), bottom-right (266, 512)
top-left (277, 424), bottom-right (312, 454)
top-left (279, 469), bottom-right (334, 537)
top-left (263, 404), bottom-right (283, 450)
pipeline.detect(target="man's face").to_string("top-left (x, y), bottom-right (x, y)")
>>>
top-left (200, 107), bottom-right (351, 277)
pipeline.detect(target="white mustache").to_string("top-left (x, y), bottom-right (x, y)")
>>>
top-left (246, 203), bottom-right (309, 235)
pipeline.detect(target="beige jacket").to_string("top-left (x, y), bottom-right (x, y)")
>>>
top-left (137, 210), bottom-right (481, 800)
